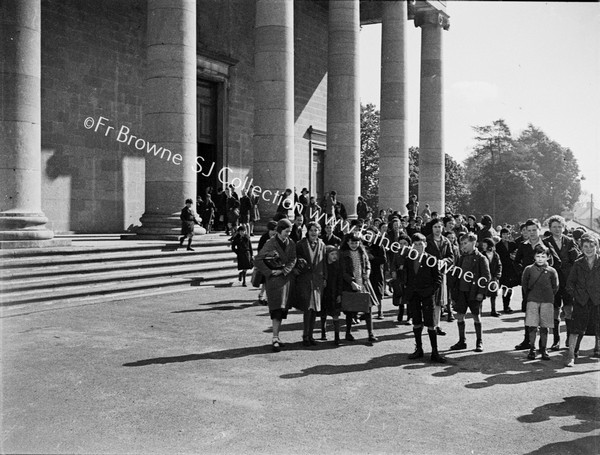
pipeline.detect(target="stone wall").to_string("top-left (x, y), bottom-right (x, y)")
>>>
top-left (41, 0), bottom-right (146, 233)
top-left (39, 0), bottom-right (329, 233)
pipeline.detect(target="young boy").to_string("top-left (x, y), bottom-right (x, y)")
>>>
top-left (450, 232), bottom-right (491, 353)
top-left (404, 233), bottom-right (445, 363)
top-left (565, 234), bottom-right (600, 366)
top-left (179, 198), bottom-right (200, 251)
top-left (522, 244), bottom-right (559, 360)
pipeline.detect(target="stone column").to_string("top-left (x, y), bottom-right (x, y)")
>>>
top-left (252, 0), bottom-right (294, 219)
top-left (0, 0), bottom-right (55, 246)
top-left (326, 0), bottom-right (360, 219)
top-left (137, 0), bottom-right (199, 238)
top-left (416, 10), bottom-right (449, 214)
top-left (379, 0), bottom-right (408, 214)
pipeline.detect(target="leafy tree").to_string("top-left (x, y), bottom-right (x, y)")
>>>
top-left (360, 103), bottom-right (380, 209)
top-left (464, 120), bottom-right (581, 225)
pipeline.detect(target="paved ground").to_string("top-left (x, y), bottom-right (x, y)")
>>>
top-left (2, 284), bottom-right (599, 455)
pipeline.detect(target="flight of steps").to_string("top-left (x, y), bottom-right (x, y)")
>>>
top-left (0, 234), bottom-right (259, 309)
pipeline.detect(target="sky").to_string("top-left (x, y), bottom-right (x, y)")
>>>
top-left (359, 1), bottom-right (600, 204)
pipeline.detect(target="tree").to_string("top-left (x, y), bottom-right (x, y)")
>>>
top-left (464, 120), bottom-right (581, 225)
top-left (360, 103), bottom-right (380, 210)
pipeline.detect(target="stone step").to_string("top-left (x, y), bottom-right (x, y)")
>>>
top-left (0, 234), bottom-right (261, 307)
top-left (0, 269), bottom-right (248, 307)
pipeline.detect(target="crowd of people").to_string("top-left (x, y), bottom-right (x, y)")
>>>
top-left (181, 189), bottom-right (600, 367)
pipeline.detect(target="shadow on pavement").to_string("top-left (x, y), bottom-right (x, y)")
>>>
top-left (427, 350), bottom-right (599, 389)
top-left (171, 299), bottom-right (257, 313)
top-left (522, 435), bottom-right (600, 455)
top-left (518, 396), bottom-right (600, 433)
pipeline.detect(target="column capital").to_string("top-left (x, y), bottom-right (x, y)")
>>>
top-left (414, 10), bottom-right (450, 31)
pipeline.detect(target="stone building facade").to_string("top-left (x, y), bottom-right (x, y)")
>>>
top-left (1, 0), bottom-right (449, 245)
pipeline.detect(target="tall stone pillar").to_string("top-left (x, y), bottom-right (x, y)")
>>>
top-left (326, 0), bottom-right (360, 219)
top-left (0, 0), bottom-right (55, 246)
top-left (253, 0), bottom-right (294, 219)
top-left (137, 0), bottom-right (198, 238)
top-left (379, 0), bottom-right (408, 213)
top-left (416, 10), bottom-right (449, 214)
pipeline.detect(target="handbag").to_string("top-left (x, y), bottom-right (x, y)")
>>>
top-left (341, 291), bottom-right (371, 313)
top-left (251, 268), bottom-right (263, 288)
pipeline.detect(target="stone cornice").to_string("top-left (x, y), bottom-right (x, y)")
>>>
top-left (414, 9), bottom-right (450, 31)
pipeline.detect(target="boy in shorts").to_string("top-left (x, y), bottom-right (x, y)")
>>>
top-left (522, 244), bottom-right (559, 360)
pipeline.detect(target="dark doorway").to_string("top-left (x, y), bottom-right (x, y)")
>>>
top-left (197, 79), bottom-right (219, 200)
top-left (312, 149), bottom-right (325, 202)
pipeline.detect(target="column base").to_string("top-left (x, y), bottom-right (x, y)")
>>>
top-left (0, 212), bottom-right (55, 242)
top-left (135, 213), bottom-right (206, 240)
top-left (0, 238), bottom-right (71, 250)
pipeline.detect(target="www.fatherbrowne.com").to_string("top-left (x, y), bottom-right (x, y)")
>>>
top-left (309, 208), bottom-right (509, 297)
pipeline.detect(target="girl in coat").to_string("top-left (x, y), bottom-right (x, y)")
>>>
top-left (295, 222), bottom-right (327, 346)
top-left (231, 225), bottom-right (253, 286)
top-left (254, 219), bottom-right (297, 352)
top-left (339, 232), bottom-right (378, 343)
top-left (321, 245), bottom-right (343, 345)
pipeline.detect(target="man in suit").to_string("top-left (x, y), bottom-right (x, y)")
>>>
top-left (404, 233), bottom-right (446, 363)
top-left (546, 215), bottom-right (580, 350)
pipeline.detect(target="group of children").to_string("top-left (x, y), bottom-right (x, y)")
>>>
top-left (222, 199), bottom-right (599, 366)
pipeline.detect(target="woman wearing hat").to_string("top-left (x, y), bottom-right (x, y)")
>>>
top-left (295, 222), bottom-right (327, 346)
top-left (255, 218), bottom-right (297, 352)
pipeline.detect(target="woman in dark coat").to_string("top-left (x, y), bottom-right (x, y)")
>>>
top-left (231, 225), bottom-right (253, 286)
top-left (254, 218), bottom-right (297, 352)
top-left (202, 194), bottom-right (216, 233)
top-left (339, 231), bottom-right (379, 343)
top-left (295, 222), bottom-right (327, 346)
top-left (249, 185), bottom-right (260, 236)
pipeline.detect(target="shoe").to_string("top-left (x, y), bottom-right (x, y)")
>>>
top-left (179, 237), bottom-right (184, 246)
top-left (258, 299), bottom-right (268, 306)
top-left (436, 327), bottom-right (446, 336)
top-left (302, 337), bottom-right (311, 347)
top-left (541, 350), bottom-right (550, 361)
top-left (490, 311), bottom-right (500, 317)
top-left (527, 349), bottom-right (536, 360)
top-left (550, 341), bottom-right (560, 351)
top-left (345, 333), bottom-right (355, 341)
top-left (368, 334), bottom-right (379, 343)
top-left (187, 247), bottom-right (195, 251)
top-left (309, 338), bottom-right (317, 346)
top-left (242, 283), bottom-right (247, 287)
top-left (320, 334), bottom-right (327, 341)
top-left (272, 340), bottom-right (281, 352)
top-left (408, 347), bottom-right (424, 359)
top-left (475, 340), bottom-right (483, 352)
top-left (447, 315), bottom-right (455, 322)
top-left (515, 341), bottom-right (531, 350)
top-left (376, 314), bottom-right (384, 320)
top-left (565, 353), bottom-right (574, 367)
top-left (504, 308), bottom-right (514, 314)
top-left (430, 352), bottom-right (447, 363)
top-left (450, 341), bottom-right (467, 351)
